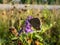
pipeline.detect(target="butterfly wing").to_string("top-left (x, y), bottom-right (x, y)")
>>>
top-left (29, 18), bottom-right (40, 30)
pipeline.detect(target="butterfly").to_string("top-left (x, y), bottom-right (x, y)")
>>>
top-left (29, 18), bottom-right (40, 30)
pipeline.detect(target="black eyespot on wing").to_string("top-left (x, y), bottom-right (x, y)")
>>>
top-left (29, 18), bottom-right (40, 30)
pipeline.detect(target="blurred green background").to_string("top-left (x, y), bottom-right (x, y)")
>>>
top-left (0, 8), bottom-right (60, 45)
top-left (0, 0), bottom-right (60, 5)
top-left (0, 0), bottom-right (60, 45)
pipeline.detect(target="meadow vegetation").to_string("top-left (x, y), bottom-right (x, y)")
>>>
top-left (0, 6), bottom-right (60, 45)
